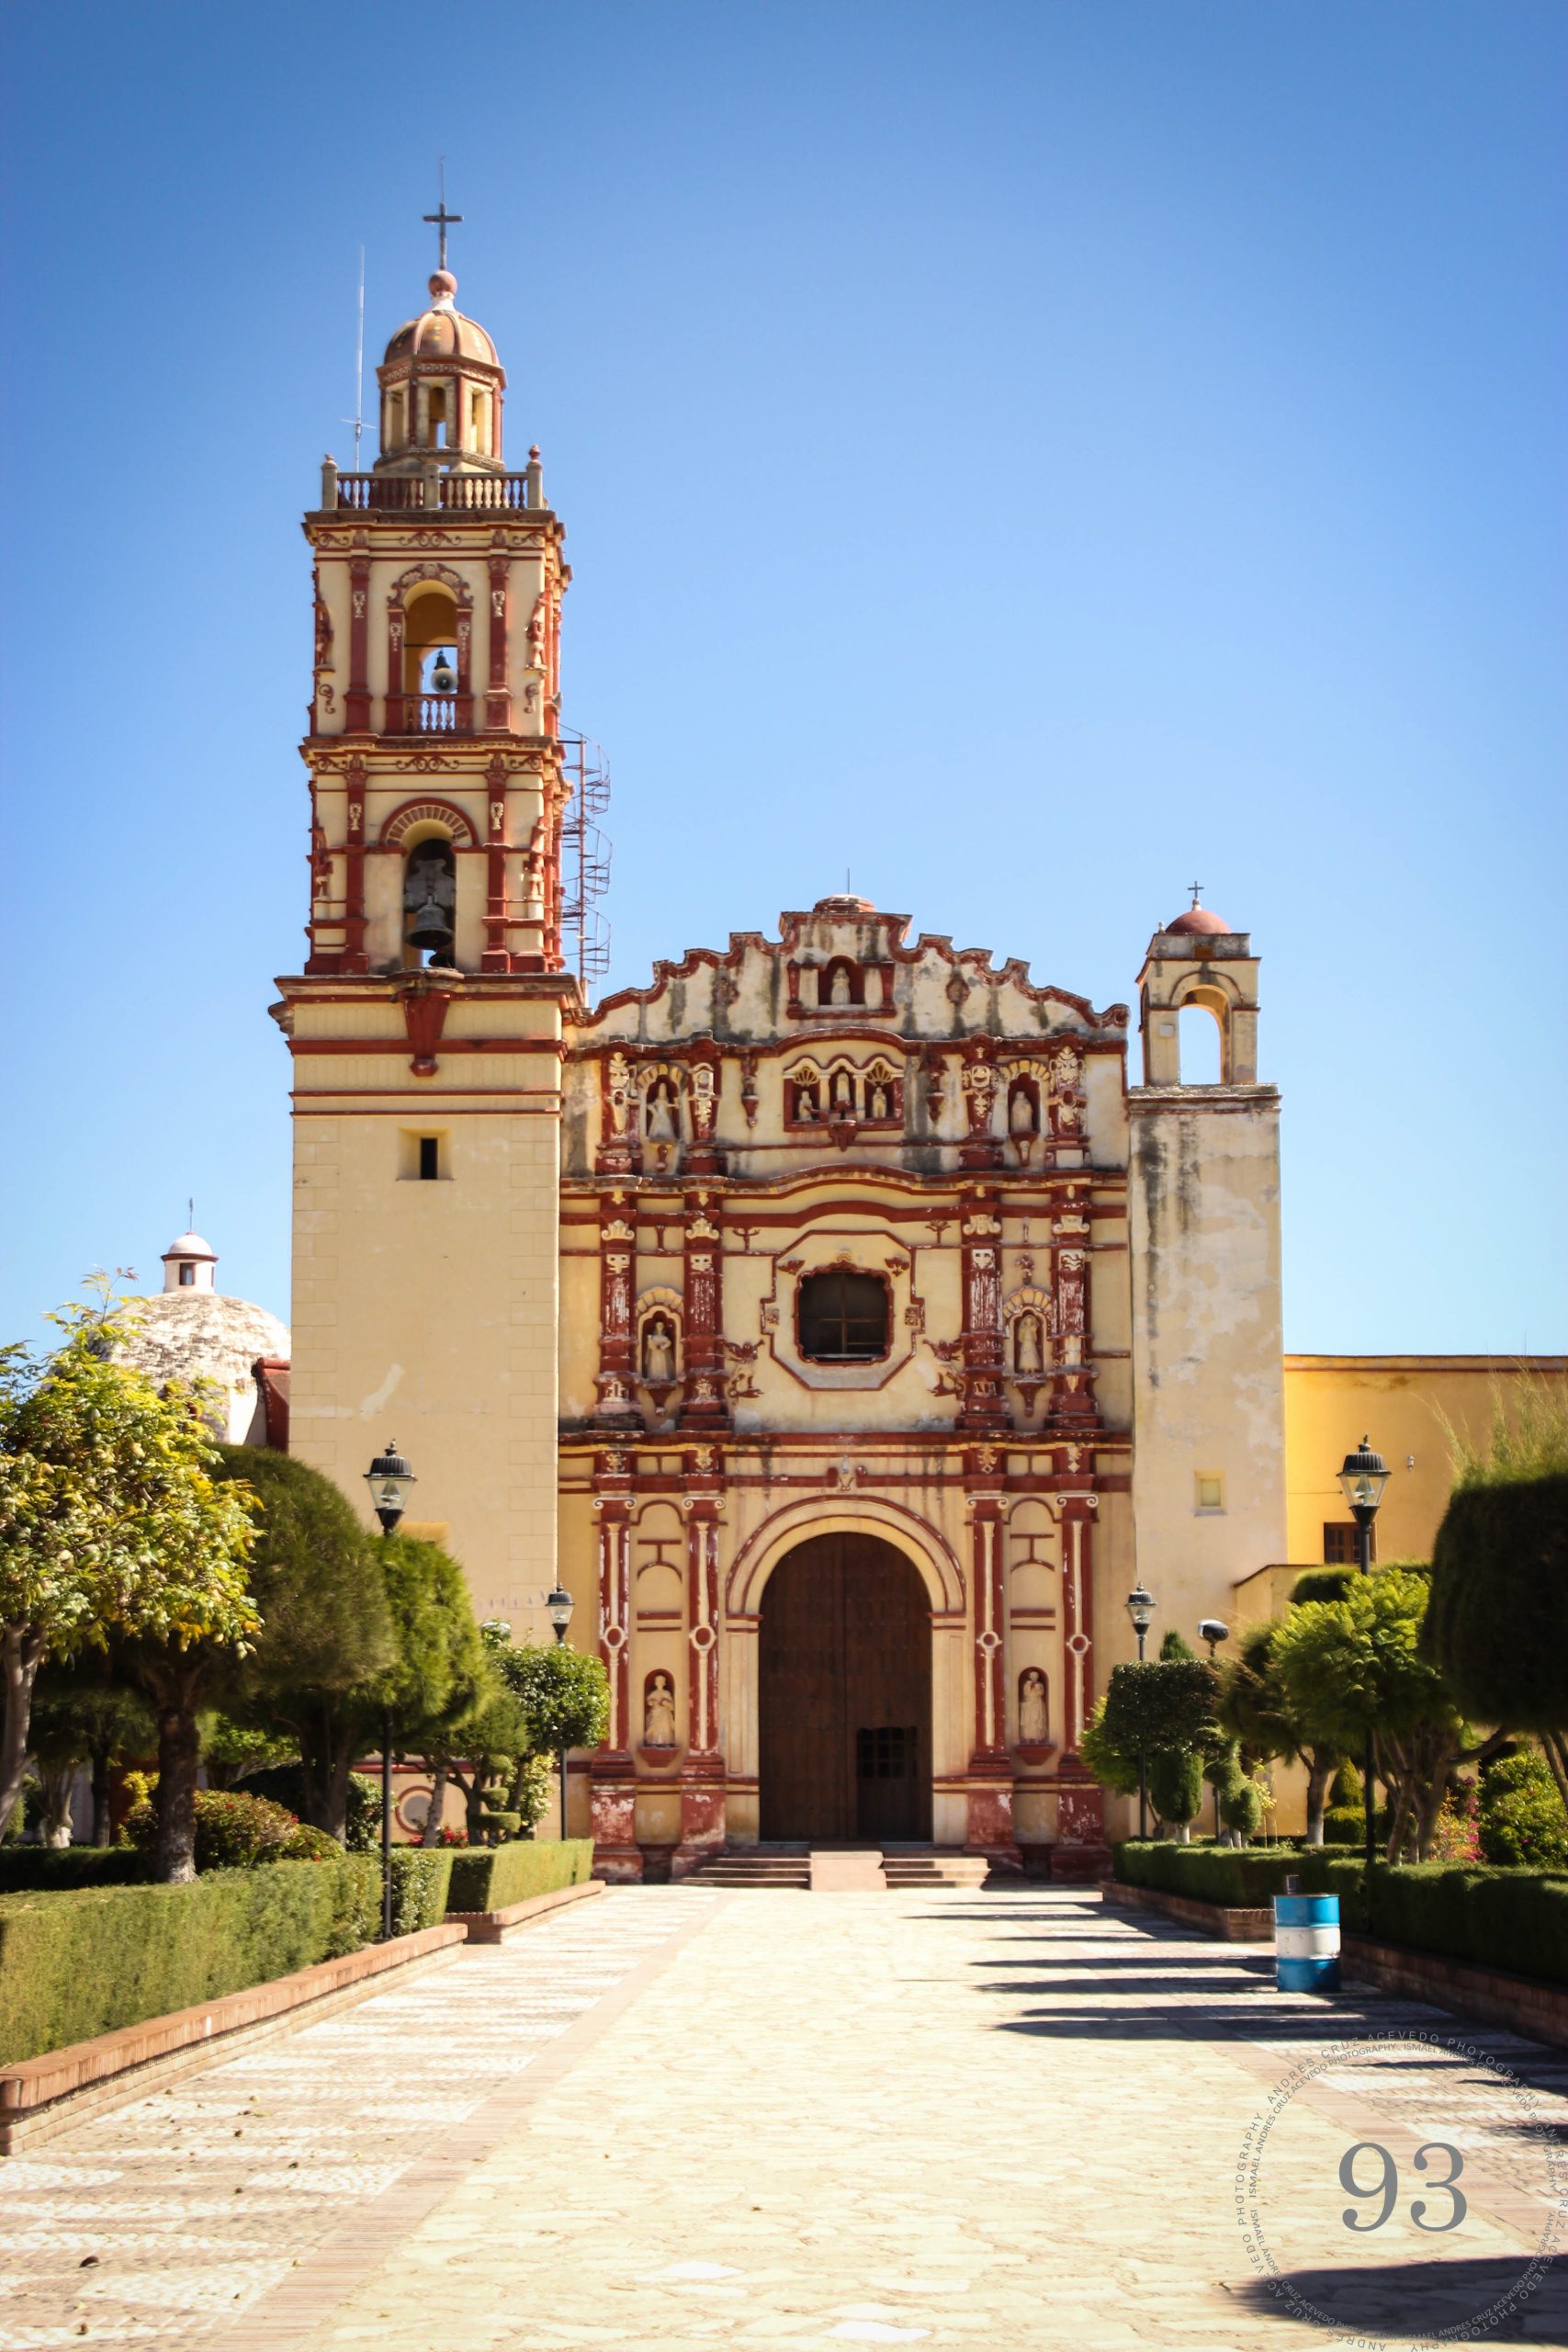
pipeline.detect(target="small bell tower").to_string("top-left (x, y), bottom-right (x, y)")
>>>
top-left (1126, 894), bottom-right (1286, 1636)
top-left (272, 220), bottom-right (577, 1627)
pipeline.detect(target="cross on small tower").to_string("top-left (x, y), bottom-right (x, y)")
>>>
top-left (423, 167), bottom-right (463, 271)
top-left (1187, 878), bottom-right (1204, 909)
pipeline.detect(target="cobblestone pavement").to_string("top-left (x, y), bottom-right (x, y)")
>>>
top-left (3, 1887), bottom-right (1564, 2352)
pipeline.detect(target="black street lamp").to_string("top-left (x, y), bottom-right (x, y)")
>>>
top-left (1199, 1621), bottom-right (1229, 1839)
top-left (365, 1442), bottom-right (416, 1939)
top-left (1125, 1583), bottom-right (1156, 1839)
top-left (547, 1581), bottom-right (573, 1841)
top-left (1337, 1436), bottom-right (1392, 1872)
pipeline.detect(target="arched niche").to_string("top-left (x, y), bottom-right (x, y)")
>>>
top-left (1170, 974), bottom-right (1239, 1084)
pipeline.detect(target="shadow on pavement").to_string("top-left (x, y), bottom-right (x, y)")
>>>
top-left (1227, 2254), bottom-right (1568, 2338)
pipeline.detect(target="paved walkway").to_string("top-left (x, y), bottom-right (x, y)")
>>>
top-left (2, 1888), bottom-right (1563, 2351)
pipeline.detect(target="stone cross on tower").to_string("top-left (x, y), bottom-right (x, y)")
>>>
top-left (423, 170), bottom-right (463, 271)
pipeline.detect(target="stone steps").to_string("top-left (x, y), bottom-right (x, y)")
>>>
top-left (680, 1851), bottom-right (812, 1888)
top-left (679, 1848), bottom-right (992, 1891)
top-left (882, 1854), bottom-right (992, 1889)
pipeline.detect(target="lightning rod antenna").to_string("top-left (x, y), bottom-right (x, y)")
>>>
top-left (342, 246), bottom-right (367, 468)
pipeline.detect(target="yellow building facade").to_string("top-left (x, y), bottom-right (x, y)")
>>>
top-left (276, 261), bottom-right (1558, 1877)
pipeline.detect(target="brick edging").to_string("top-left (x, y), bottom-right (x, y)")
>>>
top-left (448, 1876), bottom-right (605, 1942)
top-left (0, 1921), bottom-right (466, 2152)
top-left (1342, 1934), bottom-right (1568, 2051)
top-left (1101, 1880), bottom-right (1273, 1941)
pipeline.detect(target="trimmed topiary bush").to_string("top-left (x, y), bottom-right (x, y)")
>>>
top-left (446, 1838), bottom-right (594, 1915)
top-left (1148, 1750), bottom-right (1204, 1839)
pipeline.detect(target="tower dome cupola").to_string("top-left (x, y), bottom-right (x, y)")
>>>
top-left (376, 268), bottom-right (506, 475)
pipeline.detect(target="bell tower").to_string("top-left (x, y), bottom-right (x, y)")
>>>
top-left (272, 242), bottom-right (576, 1625)
top-left (1126, 895), bottom-right (1287, 1631)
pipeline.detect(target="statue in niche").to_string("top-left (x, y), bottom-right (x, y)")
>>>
top-left (796, 1085), bottom-right (818, 1121)
top-left (644, 1673), bottom-right (677, 1747)
top-left (870, 1084), bottom-right (889, 1120)
top-left (1019, 1669), bottom-right (1049, 1746)
top-left (1014, 1311), bottom-right (1043, 1376)
top-left (646, 1081), bottom-right (677, 1142)
top-left (1010, 1085), bottom-right (1036, 1136)
top-left (642, 1318), bottom-right (676, 1384)
top-left (829, 966), bottom-right (852, 1006)
top-left (832, 1070), bottom-right (853, 1111)
top-left (606, 1051), bottom-right (633, 1136)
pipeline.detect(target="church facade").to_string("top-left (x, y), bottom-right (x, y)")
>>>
top-left (276, 263), bottom-right (1289, 1877)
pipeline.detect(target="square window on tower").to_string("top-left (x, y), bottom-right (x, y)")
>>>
top-left (400, 1132), bottom-right (448, 1182)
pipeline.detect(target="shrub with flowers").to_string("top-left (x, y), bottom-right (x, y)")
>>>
top-left (126, 1786), bottom-right (300, 1871)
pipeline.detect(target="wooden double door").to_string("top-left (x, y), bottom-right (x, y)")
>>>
top-left (759, 1533), bottom-right (932, 1842)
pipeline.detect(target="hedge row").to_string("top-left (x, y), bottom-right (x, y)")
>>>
top-left (0, 1854), bottom-right (381, 2065)
top-left (385, 1847), bottom-right (454, 1936)
top-left (1112, 1843), bottom-right (1568, 1987)
top-left (445, 1838), bottom-right (594, 1915)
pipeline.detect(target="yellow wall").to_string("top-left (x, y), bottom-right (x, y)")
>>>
top-left (285, 992), bottom-right (569, 1635)
top-left (1282, 1357), bottom-right (1566, 1567)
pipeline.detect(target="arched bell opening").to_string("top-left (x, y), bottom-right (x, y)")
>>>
top-left (401, 584), bottom-right (459, 695)
top-left (758, 1533), bottom-right (933, 1842)
top-left (402, 836), bottom-right (457, 969)
top-left (1177, 999), bottom-right (1225, 1084)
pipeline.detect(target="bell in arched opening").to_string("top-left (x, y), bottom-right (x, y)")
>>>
top-left (403, 839), bottom-right (457, 967)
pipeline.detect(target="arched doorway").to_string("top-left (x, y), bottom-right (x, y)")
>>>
top-left (759, 1533), bottom-right (932, 1841)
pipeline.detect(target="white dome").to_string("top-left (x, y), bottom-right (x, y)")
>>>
top-left (114, 1251), bottom-right (290, 1445)
top-left (163, 1229), bottom-right (217, 1261)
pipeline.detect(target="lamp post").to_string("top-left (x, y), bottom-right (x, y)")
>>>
top-left (546, 1581), bottom-right (573, 1842)
top-left (1199, 1621), bottom-right (1229, 1839)
top-left (365, 1442), bottom-right (417, 1940)
top-left (1337, 1436), bottom-right (1391, 1873)
top-left (1125, 1583), bottom-right (1156, 1840)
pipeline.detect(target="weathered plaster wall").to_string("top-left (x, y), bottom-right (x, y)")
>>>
top-left (1127, 1086), bottom-right (1287, 1653)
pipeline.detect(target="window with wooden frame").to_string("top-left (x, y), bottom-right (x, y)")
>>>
top-left (1323, 1521), bottom-right (1376, 1566)
top-left (797, 1270), bottom-right (890, 1363)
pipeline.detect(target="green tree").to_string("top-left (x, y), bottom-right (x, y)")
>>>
top-left (1219, 1623), bottom-right (1340, 1844)
top-left (418, 1625), bottom-right (534, 1845)
top-left (264, 1533), bottom-right (484, 1841)
top-left (1078, 1696), bottom-right (1140, 1799)
top-left (0, 1287), bottom-right (259, 1866)
top-left (1147, 1748), bottom-right (1205, 1840)
top-left (1272, 1567), bottom-right (1506, 1861)
top-left (212, 1447), bottom-right (395, 1834)
top-left (495, 1641), bottom-right (611, 1758)
top-left (117, 1444), bottom-right (393, 1877)
top-left (1421, 1378), bottom-right (1568, 1809)
top-left (1222, 1775), bottom-right (1266, 1842)
top-left (1100, 1658), bottom-right (1219, 1759)
top-left (200, 1713), bottom-right (297, 1791)
top-left (26, 1661), bottom-right (154, 1847)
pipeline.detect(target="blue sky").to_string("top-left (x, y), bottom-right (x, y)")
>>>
top-left (3, 0), bottom-right (1563, 1354)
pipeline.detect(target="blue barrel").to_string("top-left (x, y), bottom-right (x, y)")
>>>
top-left (1274, 1892), bottom-right (1340, 1994)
